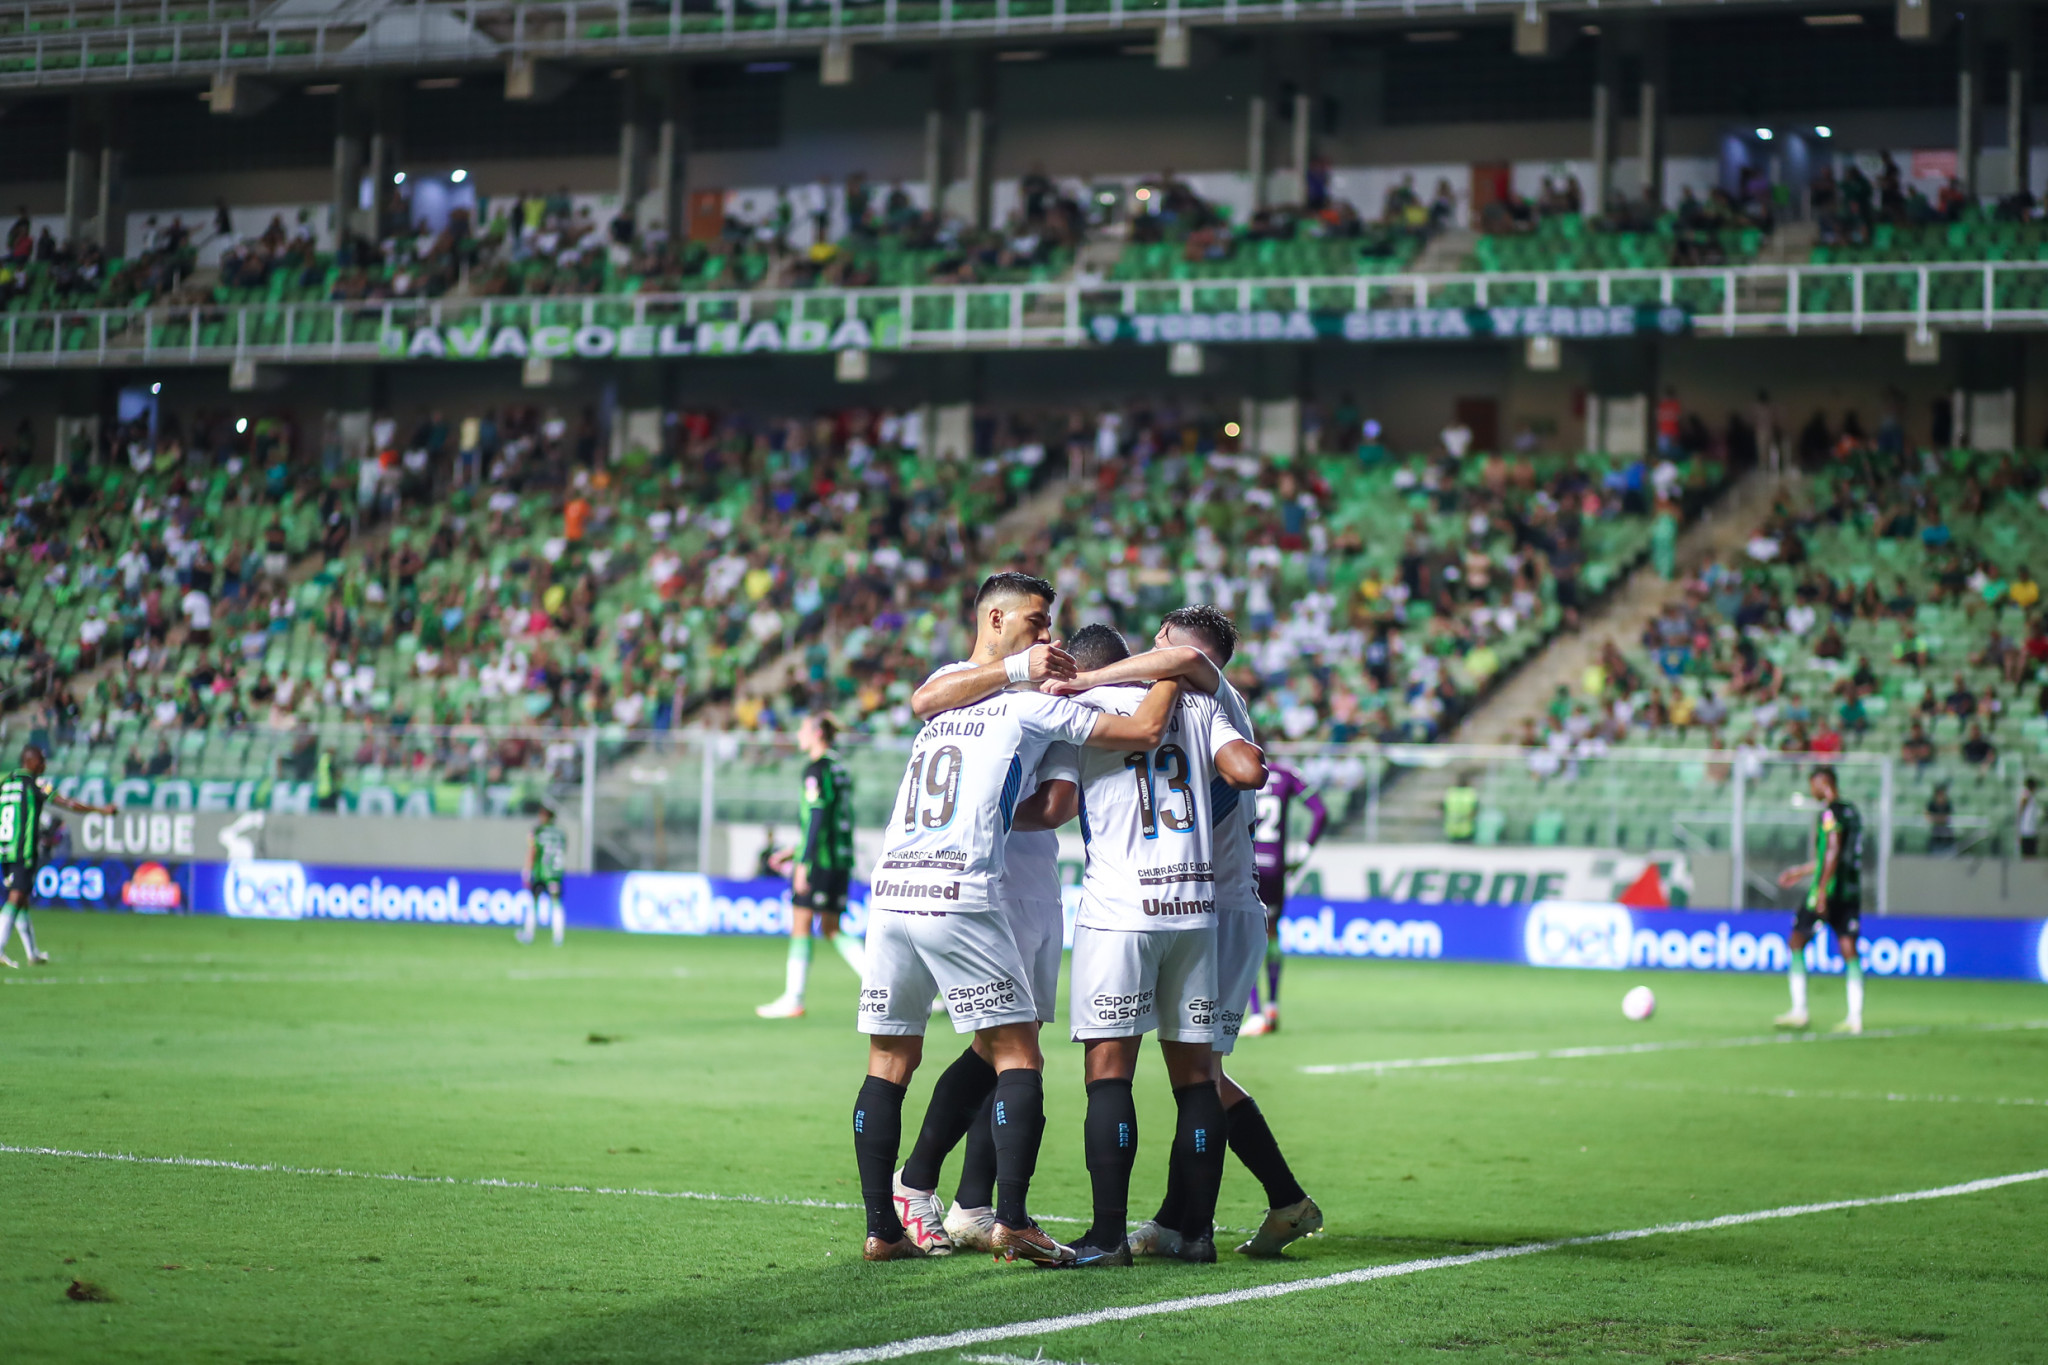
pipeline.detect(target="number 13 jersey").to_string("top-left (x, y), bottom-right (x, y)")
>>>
top-left (870, 690), bottom-right (1101, 915)
top-left (1068, 685), bottom-right (1249, 933)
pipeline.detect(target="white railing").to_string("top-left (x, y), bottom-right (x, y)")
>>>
top-left (3, 260), bottom-right (2044, 368)
top-left (0, 0), bottom-right (1874, 86)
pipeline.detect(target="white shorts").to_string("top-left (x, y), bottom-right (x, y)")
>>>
top-left (1213, 909), bottom-right (1267, 1055)
top-left (857, 909), bottom-right (1037, 1036)
top-left (1069, 924), bottom-right (1217, 1043)
top-left (1005, 896), bottom-right (1064, 1024)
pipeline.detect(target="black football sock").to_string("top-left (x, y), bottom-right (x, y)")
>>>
top-left (990, 1068), bottom-right (1046, 1230)
top-left (1226, 1096), bottom-right (1307, 1210)
top-left (955, 1089), bottom-right (998, 1209)
top-left (853, 1075), bottom-right (908, 1241)
top-left (1152, 1140), bottom-right (1189, 1232)
top-left (901, 1046), bottom-right (997, 1192)
top-left (1171, 1081), bottom-right (1228, 1243)
top-left (1082, 1077), bottom-right (1138, 1247)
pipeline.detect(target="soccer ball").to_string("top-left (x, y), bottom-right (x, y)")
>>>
top-left (1622, 986), bottom-right (1657, 1021)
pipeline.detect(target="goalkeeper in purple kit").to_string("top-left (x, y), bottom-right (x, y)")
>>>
top-left (1242, 764), bottom-right (1326, 1036)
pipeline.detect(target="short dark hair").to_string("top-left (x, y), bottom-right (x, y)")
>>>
top-left (810, 713), bottom-right (840, 745)
top-left (20, 744), bottom-right (43, 763)
top-left (1067, 623), bottom-right (1131, 672)
top-left (974, 571), bottom-right (1056, 611)
top-left (1160, 605), bottom-right (1239, 663)
top-left (1810, 765), bottom-right (1837, 787)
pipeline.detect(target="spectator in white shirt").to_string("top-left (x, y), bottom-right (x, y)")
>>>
top-left (181, 587), bottom-right (213, 645)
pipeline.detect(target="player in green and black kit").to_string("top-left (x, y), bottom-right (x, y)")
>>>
top-left (0, 745), bottom-right (117, 968)
top-left (757, 714), bottom-right (863, 1018)
top-left (1773, 765), bottom-right (1866, 1034)
top-left (521, 804), bottom-right (569, 947)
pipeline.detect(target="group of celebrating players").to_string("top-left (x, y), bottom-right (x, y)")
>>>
top-left (768, 572), bottom-right (1328, 1268)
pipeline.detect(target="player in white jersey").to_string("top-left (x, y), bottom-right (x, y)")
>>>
top-left (1023, 624), bottom-right (1266, 1266)
top-left (850, 573), bottom-right (1181, 1267)
top-left (889, 617), bottom-right (1081, 1256)
top-left (1046, 605), bottom-right (1323, 1259)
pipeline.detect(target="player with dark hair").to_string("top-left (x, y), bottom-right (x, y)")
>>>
top-left (0, 745), bottom-right (116, 968)
top-left (853, 574), bottom-right (1177, 1266)
top-left (885, 571), bottom-right (1081, 1253)
top-left (1048, 605), bottom-right (1323, 1258)
top-left (1241, 762), bottom-right (1328, 1036)
top-left (1774, 765), bottom-right (1866, 1034)
top-left (520, 804), bottom-right (568, 946)
top-left (1023, 622), bottom-right (1267, 1265)
top-left (759, 712), bottom-right (863, 1018)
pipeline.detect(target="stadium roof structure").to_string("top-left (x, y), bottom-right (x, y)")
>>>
top-left (0, 0), bottom-right (1933, 93)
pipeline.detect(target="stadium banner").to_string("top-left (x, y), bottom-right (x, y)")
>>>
top-left (32, 857), bottom-right (195, 913)
top-left (71, 860), bottom-right (2048, 983)
top-left (377, 316), bottom-right (893, 362)
top-left (47, 773), bottom-right (532, 818)
top-left (1086, 305), bottom-right (1691, 347)
top-left (1275, 897), bottom-right (2048, 983)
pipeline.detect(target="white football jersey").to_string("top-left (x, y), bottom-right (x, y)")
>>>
top-left (924, 662), bottom-right (1075, 910)
top-left (1207, 673), bottom-right (1263, 916)
top-left (1073, 684), bottom-right (1249, 933)
top-left (870, 688), bottom-right (1100, 914)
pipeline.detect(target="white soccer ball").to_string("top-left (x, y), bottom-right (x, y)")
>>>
top-left (1622, 985), bottom-right (1657, 1021)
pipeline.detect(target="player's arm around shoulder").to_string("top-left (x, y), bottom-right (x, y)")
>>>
top-left (909, 645), bottom-right (1076, 720)
top-left (1048, 645), bottom-right (1221, 697)
top-left (1077, 679), bottom-right (1180, 750)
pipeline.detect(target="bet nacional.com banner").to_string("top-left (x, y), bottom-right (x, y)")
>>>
top-left (33, 858), bottom-right (2046, 984)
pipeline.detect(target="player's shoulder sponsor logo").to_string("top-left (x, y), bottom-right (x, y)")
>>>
top-left (223, 859), bottom-right (309, 919)
top-left (1524, 899), bottom-right (1633, 970)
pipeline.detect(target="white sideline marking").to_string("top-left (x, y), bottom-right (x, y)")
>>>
top-left (0, 1143), bottom-right (1089, 1227)
top-left (1300, 1019), bottom-right (2048, 1076)
top-left (763, 1168), bottom-right (2048, 1365)
top-left (1, 966), bottom-right (688, 988)
top-left (961, 1355), bottom-right (1105, 1365)
top-left (1422, 1071), bottom-right (2048, 1109)
top-left (0, 1144), bottom-right (869, 1213)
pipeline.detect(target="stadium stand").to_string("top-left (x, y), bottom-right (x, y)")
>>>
top-left (1477, 448), bottom-right (2048, 856)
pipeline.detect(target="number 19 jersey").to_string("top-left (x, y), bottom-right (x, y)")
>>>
top-left (1072, 685), bottom-right (1248, 933)
top-left (871, 690), bottom-right (1101, 915)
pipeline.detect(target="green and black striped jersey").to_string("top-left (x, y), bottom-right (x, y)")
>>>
top-left (799, 754), bottom-right (854, 874)
top-left (0, 770), bottom-right (51, 864)
top-left (531, 825), bottom-right (569, 883)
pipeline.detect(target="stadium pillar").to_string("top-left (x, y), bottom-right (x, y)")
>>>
top-left (1290, 89), bottom-right (1313, 209)
top-left (332, 85), bottom-right (367, 248)
top-left (2009, 19), bottom-right (2032, 203)
top-left (1248, 95), bottom-right (1270, 211)
top-left (653, 74), bottom-right (689, 243)
top-left (1637, 25), bottom-right (1667, 210)
top-left (961, 49), bottom-right (992, 230)
top-left (1957, 11), bottom-right (1982, 198)
top-left (62, 99), bottom-right (96, 250)
top-left (618, 82), bottom-right (650, 238)
top-left (1589, 38), bottom-right (1617, 217)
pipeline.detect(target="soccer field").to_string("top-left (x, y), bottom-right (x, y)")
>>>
top-left (3, 912), bottom-right (2045, 1365)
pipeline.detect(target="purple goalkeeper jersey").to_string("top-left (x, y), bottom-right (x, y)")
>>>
top-left (1251, 764), bottom-right (1327, 907)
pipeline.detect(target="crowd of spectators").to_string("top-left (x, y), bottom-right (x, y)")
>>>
top-left (1812, 153), bottom-right (2039, 248)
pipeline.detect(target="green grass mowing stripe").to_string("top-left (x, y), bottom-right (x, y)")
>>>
top-left (1299, 1019), bottom-right (2048, 1075)
top-left (764, 1168), bottom-right (2048, 1365)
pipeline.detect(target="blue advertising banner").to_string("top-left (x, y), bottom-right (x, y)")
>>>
top-left (143, 861), bottom-right (2048, 984)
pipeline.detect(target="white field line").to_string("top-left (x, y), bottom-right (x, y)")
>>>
top-left (960, 1356), bottom-right (1104, 1365)
top-left (0, 1143), bottom-right (1095, 1227)
top-left (0, 966), bottom-right (690, 987)
top-left (763, 1168), bottom-right (2048, 1365)
top-left (1417, 1070), bottom-right (2048, 1109)
top-left (1300, 1020), bottom-right (2048, 1077)
top-left (0, 1143), bottom-right (870, 1213)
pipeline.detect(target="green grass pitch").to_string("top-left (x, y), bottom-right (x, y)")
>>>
top-left (3, 910), bottom-right (2045, 1364)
